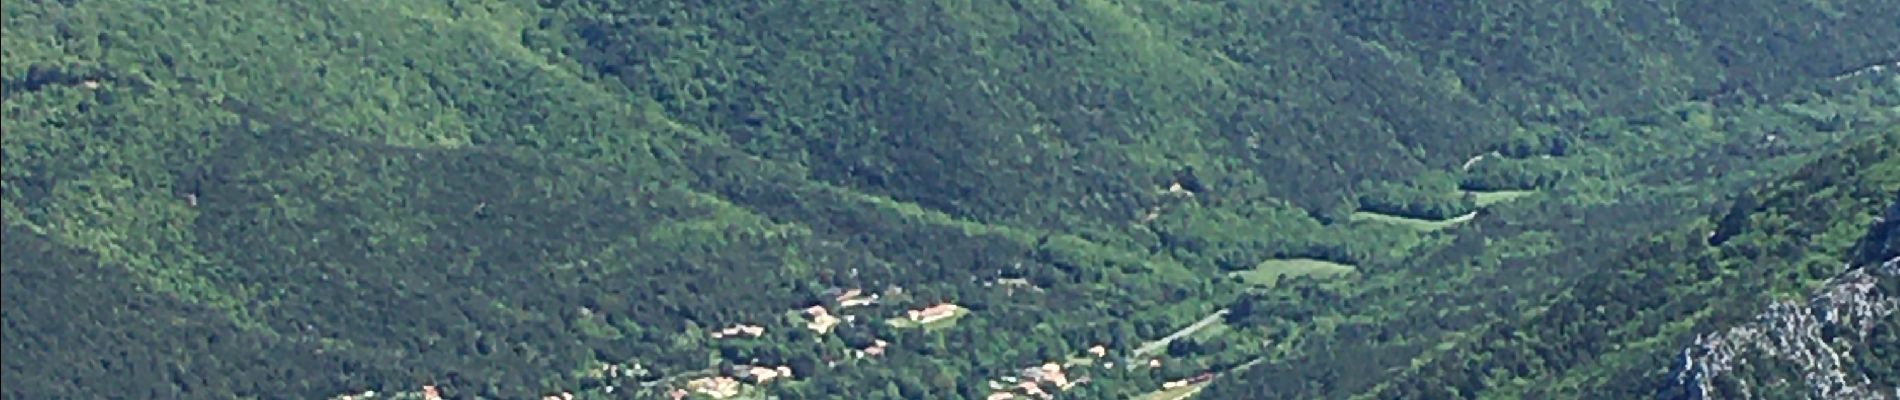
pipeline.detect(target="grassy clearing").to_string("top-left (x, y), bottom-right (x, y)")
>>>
top-left (1231, 258), bottom-right (1359, 287)
top-left (1471, 190), bottom-right (1537, 207)
top-left (1349, 211), bottom-right (1476, 232)
top-left (885, 308), bottom-right (971, 330)
top-left (1352, 189), bottom-right (1535, 231)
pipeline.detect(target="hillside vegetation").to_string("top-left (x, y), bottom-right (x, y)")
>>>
top-left (3, 0), bottom-right (1897, 399)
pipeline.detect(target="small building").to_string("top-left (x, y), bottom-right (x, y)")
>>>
top-left (804, 306), bottom-right (841, 334)
top-left (1032, 363), bottom-right (1070, 389)
top-left (746, 365), bottom-right (794, 384)
top-left (1018, 382), bottom-right (1046, 398)
top-left (686, 376), bottom-right (741, 399)
top-left (841, 294), bottom-right (879, 308)
top-left (713, 324), bottom-right (765, 339)
top-left (907, 303), bottom-right (963, 325)
top-left (835, 288), bottom-right (863, 301)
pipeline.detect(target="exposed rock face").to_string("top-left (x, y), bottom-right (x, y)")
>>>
top-left (1667, 194), bottom-right (1900, 400)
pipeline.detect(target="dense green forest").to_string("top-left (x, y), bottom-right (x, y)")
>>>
top-left (3, 0), bottom-right (1897, 399)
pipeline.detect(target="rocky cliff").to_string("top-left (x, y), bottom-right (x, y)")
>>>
top-left (1667, 193), bottom-right (1900, 400)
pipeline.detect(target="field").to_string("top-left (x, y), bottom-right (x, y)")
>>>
top-left (1230, 259), bottom-right (1359, 287)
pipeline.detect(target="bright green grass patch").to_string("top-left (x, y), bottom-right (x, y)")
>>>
top-left (1351, 189), bottom-right (1533, 231)
top-left (885, 308), bottom-right (971, 330)
top-left (1350, 211), bottom-right (1477, 232)
top-left (1471, 190), bottom-right (1537, 207)
top-left (1230, 258), bottom-right (1359, 287)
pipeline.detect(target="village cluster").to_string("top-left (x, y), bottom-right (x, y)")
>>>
top-left (677, 287), bottom-right (966, 399)
top-left (331, 285), bottom-right (1216, 400)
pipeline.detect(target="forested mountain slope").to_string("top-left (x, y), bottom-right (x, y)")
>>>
top-left (2, 0), bottom-right (1897, 399)
top-left (1199, 131), bottom-right (1900, 399)
top-left (1665, 193), bottom-right (1899, 400)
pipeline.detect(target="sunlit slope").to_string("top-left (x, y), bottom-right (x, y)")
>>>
top-left (551, 0), bottom-right (1900, 222)
top-left (4, 0), bottom-right (1898, 398)
top-left (1203, 125), bottom-right (1900, 399)
top-left (1, 1), bottom-right (1216, 397)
